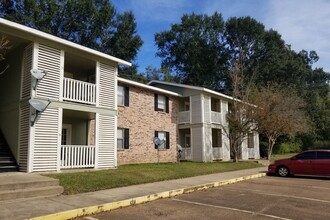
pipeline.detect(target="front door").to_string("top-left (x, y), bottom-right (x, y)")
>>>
top-left (61, 124), bottom-right (72, 145)
top-left (183, 134), bottom-right (191, 160)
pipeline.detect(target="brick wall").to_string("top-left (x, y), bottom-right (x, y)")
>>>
top-left (117, 84), bottom-right (178, 165)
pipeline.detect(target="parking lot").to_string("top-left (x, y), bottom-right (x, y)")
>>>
top-left (80, 176), bottom-right (330, 220)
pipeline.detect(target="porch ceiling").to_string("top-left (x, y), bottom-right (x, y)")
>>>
top-left (63, 109), bottom-right (95, 120)
top-left (0, 32), bottom-right (30, 51)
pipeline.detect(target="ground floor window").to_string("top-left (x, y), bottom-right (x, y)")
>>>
top-left (155, 131), bottom-right (170, 149)
top-left (212, 128), bottom-right (222, 148)
top-left (248, 133), bottom-right (254, 148)
top-left (117, 128), bottom-right (129, 149)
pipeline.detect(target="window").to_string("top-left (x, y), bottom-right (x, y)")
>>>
top-left (211, 97), bottom-right (221, 112)
top-left (317, 151), bottom-right (330, 160)
top-left (117, 85), bottom-right (129, 106)
top-left (212, 128), bottom-right (222, 148)
top-left (296, 152), bottom-right (316, 160)
top-left (184, 101), bottom-right (190, 111)
top-left (154, 94), bottom-right (169, 113)
top-left (117, 128), bottom-right (129, 149)
top-left (248, 133), bottom-right (254, 148)
top-left (154, 131), bottom-right (170, 149)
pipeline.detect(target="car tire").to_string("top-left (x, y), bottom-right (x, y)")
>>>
top-left (277, 166), bottom-right (290, 177)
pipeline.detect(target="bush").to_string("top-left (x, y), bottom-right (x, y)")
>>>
top-left (275, 141), bottom-right (301, 154)
top-left (309, 140), bottom-right (330, 150)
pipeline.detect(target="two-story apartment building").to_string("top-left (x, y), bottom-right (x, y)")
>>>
top-left (116, 77), bottom-right (180, 164)
top-left (0, 18), bottom-right (129, 172)
top-left (148, 81), bottom-right (260, 162)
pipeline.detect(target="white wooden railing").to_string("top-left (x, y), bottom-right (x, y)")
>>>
top-left (60, 145), bottom-right (95, 169)
top-left (211, 111), bottom-right (222, 124)
top-left (63, 77), bottom-right (96, 105)
top-left (178, 111), bottom-right (190, 124)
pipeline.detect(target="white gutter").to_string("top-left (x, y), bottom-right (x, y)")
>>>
top-left (118, 77), bottom-right (181, 97)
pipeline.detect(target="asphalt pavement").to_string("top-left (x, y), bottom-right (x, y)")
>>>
top-left (0, 167), bottom-right (266, 220)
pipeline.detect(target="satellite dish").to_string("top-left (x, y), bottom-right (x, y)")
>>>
top-left (30, 69), bottom-right (46, 80)
top-left (29, 99), bottom-right (49, 112)
top-left (153, 137), bottom-right (161, 146)
top-left (30, 69), bottom-right (47, 89)
top-left (29, 99), bottom-right (51, 126)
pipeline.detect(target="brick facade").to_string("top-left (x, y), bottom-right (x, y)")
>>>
top-left (117, 84), bottom-right (178, 165)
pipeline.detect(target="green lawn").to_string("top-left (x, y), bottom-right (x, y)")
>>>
top-left (45, 161), bottom-right (263, 195)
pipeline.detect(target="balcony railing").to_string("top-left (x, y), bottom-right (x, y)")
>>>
top-left (211, 111), bottom-right (222, 124)
top-left (60, 145), bottom-right (95, 169)
top-left (178, 111), bottom-right (190, 124)
top-left (63, 77), bottom-right (96, 105)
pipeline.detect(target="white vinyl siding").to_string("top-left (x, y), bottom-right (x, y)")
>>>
top-left (19, 44), bottom-right (34, 172)
top-left (18, 104), bottom-right (30, 172)
top-left (191, 95), bottom-right (203, 123)
top-left (99, 63), bottom-right (116, 109)
top-left (97, 114), bottom-right (115, 168)
top-left (204, 95), bottom-right (211, 123)
top-left (32, 108), bottom-right (60, 172)
top-left (191, 127), bottom-right (204, 162)
top-left (20, 43), bottom-right (33, 99)
top-left (36, 44), bottom-right (61, 100)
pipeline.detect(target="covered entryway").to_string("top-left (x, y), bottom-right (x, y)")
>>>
top-left (61, 109), bottom-right (96, 169)
top-left (179, 128), bottom-right (191, 160)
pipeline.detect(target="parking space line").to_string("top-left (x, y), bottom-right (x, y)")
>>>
top-left (172, 198), bottom-right (292, 220)
top-left (225, 188), bottom-right (330, 204)
top-left (83, 217), bottom-right (99, 220)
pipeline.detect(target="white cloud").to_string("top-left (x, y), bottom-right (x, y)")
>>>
top-left (264, 0), bottom-right (330, 71)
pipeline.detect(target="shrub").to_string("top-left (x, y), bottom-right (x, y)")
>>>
top-left (275, 141), bottom-right (301, 154)
top-left (309, 140), bottom-right (330, 150)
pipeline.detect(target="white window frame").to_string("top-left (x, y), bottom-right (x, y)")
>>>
top-left (117, 85), bottom-right (125, 106)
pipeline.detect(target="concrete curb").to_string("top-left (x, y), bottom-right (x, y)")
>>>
top-left (29, 172), bottom-right (266, 220)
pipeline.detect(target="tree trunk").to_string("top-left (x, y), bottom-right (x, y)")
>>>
top-left (267, 138), bottom-right (275, 161)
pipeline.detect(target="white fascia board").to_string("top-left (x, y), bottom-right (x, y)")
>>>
top-left (148, 80), bottom-right (235, 101)
top-left (0, 18), bottom-right (131, 67)
top-left (118, 77), bottom-right (181, 97)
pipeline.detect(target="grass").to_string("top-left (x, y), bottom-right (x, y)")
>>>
top-left (271, 153), bottom-right (297, 161)
top-left (45, 161), bottom-right (263, 195)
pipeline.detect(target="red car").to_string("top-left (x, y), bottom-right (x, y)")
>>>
top-left (268, 150), bottom-right (330, 177)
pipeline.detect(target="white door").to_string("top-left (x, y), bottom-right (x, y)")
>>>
top-left (61, 124), bottom-right (72, 145)
top-left (183, 134), bottom-right (192, 160)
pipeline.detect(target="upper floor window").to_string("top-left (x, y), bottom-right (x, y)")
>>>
top-left (118, 85), bottom-right (129, 106)
top-left (117, 128), bottom-right (129, 149)
top-left (211, 97), bottom-right (221, 112)
top-left (154, 94), bottom-right (169, 113)
top-left (154, 131), bottom-right (170, 149)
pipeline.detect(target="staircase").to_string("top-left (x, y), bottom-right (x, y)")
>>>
top-left (0, 133), bottom-right (18, 172)
top-left (0, 173), bottom-right (64, 201)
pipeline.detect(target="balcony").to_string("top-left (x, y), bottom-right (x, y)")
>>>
top-left (178, 111), bottom-right (190, 124)
top-left (63, 77), bottom-right (96, 105)
top-left (211, 111), bottom-right (222, 124)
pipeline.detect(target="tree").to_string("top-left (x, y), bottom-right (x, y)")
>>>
top-left (155, 12), bottom-right (229, 91)
top-left (0, 35), bottom-right (11, 75)
top-left (0, 0), bottom-right (143, 71)
top-left (224, 58), bottom-right (256, 162)
top-left (251, 86), bottom-right (313, 160)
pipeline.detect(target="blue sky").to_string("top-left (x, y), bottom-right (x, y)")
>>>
top-left (113, 0), bottom-right (330, 73)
